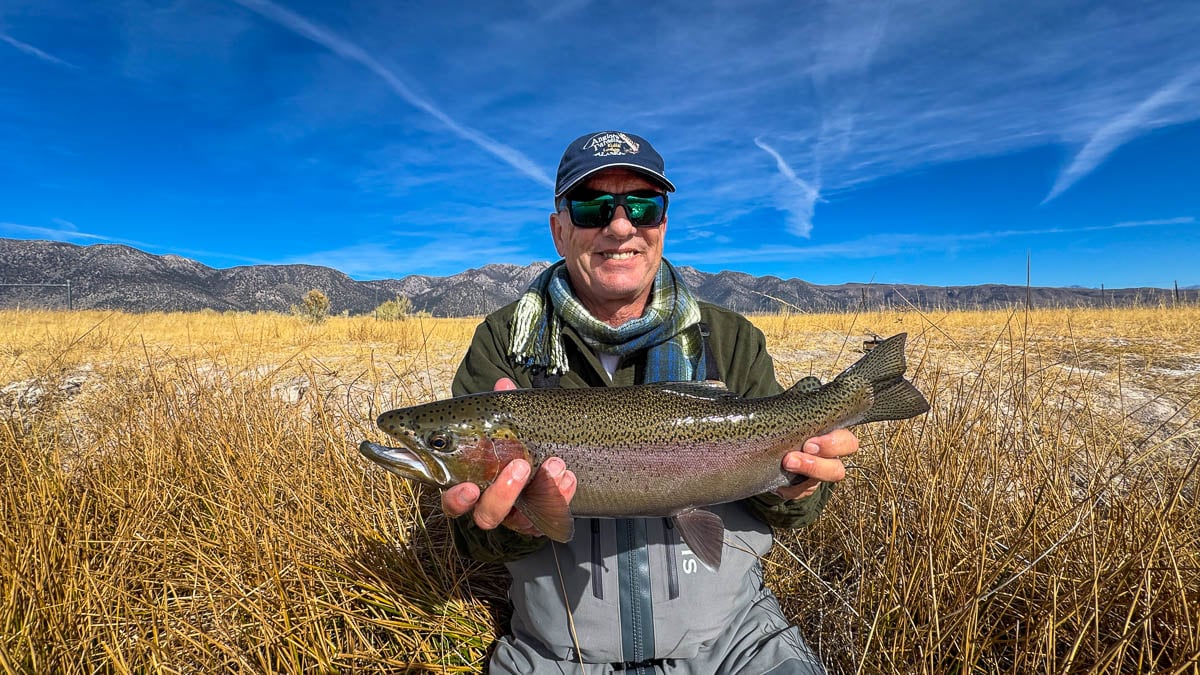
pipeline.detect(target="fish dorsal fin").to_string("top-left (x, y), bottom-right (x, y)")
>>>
top-left (515, 466), bottom-right (575, 543)
top-left (658, 381), bottom-right (740, 401)
top-left (789, 375), bottom-right (822, 394)
top-left (673, 509), bottom-right (725, 571)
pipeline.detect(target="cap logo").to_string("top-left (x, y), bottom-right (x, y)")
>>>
top-left (583, 132), bottom-right (640, 157)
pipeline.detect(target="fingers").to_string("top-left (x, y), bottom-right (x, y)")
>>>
top-left (800, 428), bottom-right (859, 458)
top-left (500, 510), bottom-right (541, 536)
top-left (500, 457), bottom-right (577, 535)
top-left (540, 456), bottom-right (578, 504)
top-left (494, 378), bottom-right (518, 391)
top-left (442, 482), bottom-right (481, 518)
top-left (472, 458), bottom-right (531, 530)
top-left (776, 428), bottom-right (861, 501)
top-left (782, 452), bottom-right (846, 484)
top-left (774, 476), bottom-right (822, 501)
top-left (444, 456), bottom-right (578, 537)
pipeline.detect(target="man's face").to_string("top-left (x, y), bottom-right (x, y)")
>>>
top-left (550, 168), bottom-right (668, 324)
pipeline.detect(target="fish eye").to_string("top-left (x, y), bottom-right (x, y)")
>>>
top-left (427, 432), bottom-right (452, 452)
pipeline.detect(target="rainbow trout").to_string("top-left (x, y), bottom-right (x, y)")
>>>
top-left (359, 332), bottom-right (929, 569)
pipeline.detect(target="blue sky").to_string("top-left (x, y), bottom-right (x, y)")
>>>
top-left (2, 1), bottom-right (1198, 288)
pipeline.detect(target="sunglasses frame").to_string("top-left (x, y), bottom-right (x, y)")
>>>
top-left (559, 190), bottom-right (669, 229)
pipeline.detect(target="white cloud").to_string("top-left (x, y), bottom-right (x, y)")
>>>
top-left (753, 137), bottom-right (821, 237)
top-left (229, 0), bottom-right (553, 189)
top-left (671, 215), bottom-right (1197, 265)
top-left (627, 0), bottom-right (1200, 233)
top-left (1044, 69), bottom-right (1200, 203)
top-left (292, 237), bottom-right (541, 279)
top-left (0, 32), bottom-right (77, 69)
top-left (4, 0), bottom-right (1198, 284)
top-left (0, 220), bottom-right (104, 242)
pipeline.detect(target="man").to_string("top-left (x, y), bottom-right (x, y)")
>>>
top-left (444, 130), bottom-right (859, 674)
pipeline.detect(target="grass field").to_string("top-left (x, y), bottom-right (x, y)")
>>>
top-left (2, 306), bottom-right (1198, 673)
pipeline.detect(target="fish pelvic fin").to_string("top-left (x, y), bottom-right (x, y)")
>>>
top-left (515, 467), bottom-right (575, 543)
top-left (673, 509), bottom-right (725, 571)
top-left (841, 333), bottom-right (931, 423)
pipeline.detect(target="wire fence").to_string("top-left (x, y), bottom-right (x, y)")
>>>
top-left (0, 281), bottom-right (73, 309)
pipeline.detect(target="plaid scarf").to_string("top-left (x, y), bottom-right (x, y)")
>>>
top-left (510, 259), bottom-right (704, 381)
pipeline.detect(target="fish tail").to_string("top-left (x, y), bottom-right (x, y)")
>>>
top-left (840, 333), bottom-right (931, 423)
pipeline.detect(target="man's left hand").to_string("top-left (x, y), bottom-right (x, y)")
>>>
top-left (776, 429), bottom-right (860, 501)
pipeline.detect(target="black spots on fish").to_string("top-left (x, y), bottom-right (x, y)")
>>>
top-left (823, 333), bottom-right (929, 426)
top-left (859, 378), bottom-right (930, 423)
top-left (841, 333), bottom-right (908, 384)
top-left (789, 376), bottom-right (821, 394)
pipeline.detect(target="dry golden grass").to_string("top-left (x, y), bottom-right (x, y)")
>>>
top-left (2, 306), bottom-right (1198, 673)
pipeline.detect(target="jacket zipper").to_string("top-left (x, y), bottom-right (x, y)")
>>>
top-left (663, 518), bottom-right (680, 600)
top-left (591, 519), bottom-right (603, 600)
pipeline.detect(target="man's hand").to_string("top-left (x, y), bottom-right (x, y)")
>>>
top-left (440, 378), bottom-right (577, 536)
top-left (776, 428), bottom-right (860, 501)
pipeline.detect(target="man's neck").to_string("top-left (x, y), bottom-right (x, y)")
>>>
top-left (583, 297), bottom-right (649, 327)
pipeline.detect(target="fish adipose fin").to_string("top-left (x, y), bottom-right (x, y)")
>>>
top-left (515, 467), bottom-right (575, 543)
top-left (791, 376), bottom-right (821, 393)
top-left (674, 509), bottom-right (725, 571)
top-left (842, 333), bottom-right (931, 422)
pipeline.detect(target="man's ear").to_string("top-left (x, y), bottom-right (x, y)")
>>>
top-left (550, 210), bottom-right (566, 257)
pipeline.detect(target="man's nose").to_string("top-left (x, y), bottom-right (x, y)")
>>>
top-left (604, 206), bottom-right (636, 234)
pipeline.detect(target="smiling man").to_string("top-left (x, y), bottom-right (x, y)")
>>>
top-left (443, 131), bottom-right (857, 674)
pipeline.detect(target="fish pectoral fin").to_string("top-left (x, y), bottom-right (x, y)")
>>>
top-left (514, 468), bottom-right (574, 543)
top-left (673, 509), bottom-right (725, 571)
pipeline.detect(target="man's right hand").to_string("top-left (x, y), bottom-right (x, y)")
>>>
top-left (440, 378), bottom-right (577, 537)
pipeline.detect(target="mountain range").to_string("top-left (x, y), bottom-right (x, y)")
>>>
top-left (1, 238), bottom-right (1194, 316)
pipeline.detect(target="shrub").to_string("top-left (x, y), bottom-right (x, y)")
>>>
top-left (292, 289), bottom-right (331, 324)
top-left (374, 295), bottom-right (413, 321)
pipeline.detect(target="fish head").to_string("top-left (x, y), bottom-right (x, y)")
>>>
top-left (359, 398), bottom-right (530, 490)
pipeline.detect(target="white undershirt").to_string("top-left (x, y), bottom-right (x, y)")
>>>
top-left (599, 352), bottom-right (619, 379)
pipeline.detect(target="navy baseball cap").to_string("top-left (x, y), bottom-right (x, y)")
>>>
top-left (554, 131), bottom-right (676, 198)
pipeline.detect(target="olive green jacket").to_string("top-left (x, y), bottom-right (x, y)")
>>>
top-left (448, 299), bottom-right (832, 563)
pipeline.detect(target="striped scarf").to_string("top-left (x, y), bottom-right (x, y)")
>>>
top-left (509, 259), bottom-right (704, 381)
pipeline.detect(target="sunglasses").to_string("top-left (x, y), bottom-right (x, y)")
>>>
top-left (561, 190), bottom-right (668, 229)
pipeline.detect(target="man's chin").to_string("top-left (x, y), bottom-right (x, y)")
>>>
top-left (590, 271), bottom-right (647, 294)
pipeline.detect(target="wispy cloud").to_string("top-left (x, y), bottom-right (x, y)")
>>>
top-left (3, 1), bottom-right (1198, 287)
top-left (1044, 70), bottom-right (1200, 203)
top-left (635, 1), bottom-right (1200, 237)
top-left (292, 237), bottom-right (540, 279)
top-left (754, 137), bottom-right (821, 237)
top-left (0, 220), bottom-right (106, 242)
top-left (229, 0), bottom-right (552, 188)
top-left (0, 33), bottom-right (78, 69)
top-left (0, 221), bottom-right (269, 266)
top-left (673, 215), bottom-right (1196, 265)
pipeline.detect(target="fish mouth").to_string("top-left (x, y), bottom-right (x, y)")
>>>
top-left (358, 440), bottom-right (451, 486)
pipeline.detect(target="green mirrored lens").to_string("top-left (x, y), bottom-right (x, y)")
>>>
top-left (571, 198), bottom-right (614, 227)
top-left (624, 197), bottom-right (662, 225)
top-left (567, 192), bottom-right (665, 228)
